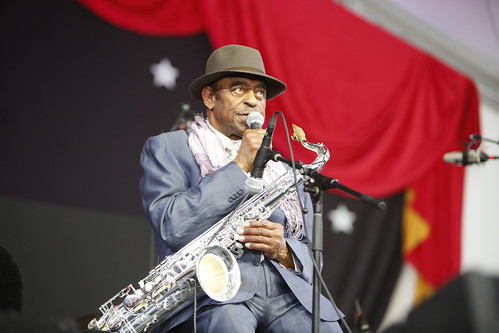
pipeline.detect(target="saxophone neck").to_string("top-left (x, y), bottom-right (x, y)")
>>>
top-left (291, 124), bottom-right (330, 172)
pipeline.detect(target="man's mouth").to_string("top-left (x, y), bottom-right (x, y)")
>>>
top-left (237, 113), bottom-right (250, 121)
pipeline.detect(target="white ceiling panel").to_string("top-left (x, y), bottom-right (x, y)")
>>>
top-left (341, 0), bottom-right (499, 108)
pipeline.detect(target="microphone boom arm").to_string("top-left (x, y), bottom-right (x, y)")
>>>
top-left (270, 150), bottom-right (386, 211)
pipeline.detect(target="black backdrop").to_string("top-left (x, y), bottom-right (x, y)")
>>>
top-left (0, 0), bottom-right (212, 322)
top-left (0, 1), bottom-right (402, 331)
top-left (0, 0), bottom-right (211, 215)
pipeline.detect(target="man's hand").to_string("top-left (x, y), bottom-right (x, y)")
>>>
top-left (237, 219), bottom-right (295, 269)
top-left (233, 129), bottom-right (266, 173)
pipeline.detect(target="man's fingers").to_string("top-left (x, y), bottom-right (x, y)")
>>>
top-left (243, 219), bottom-right (278, 230)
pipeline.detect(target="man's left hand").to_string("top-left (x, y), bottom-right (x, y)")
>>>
top-left (237, 220), bottom-right (294, 269)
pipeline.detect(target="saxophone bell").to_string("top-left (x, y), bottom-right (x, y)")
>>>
top-left (196, 245), bottom-right (241, 302)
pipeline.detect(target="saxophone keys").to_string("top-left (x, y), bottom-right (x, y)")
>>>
top-left (143, 282), bottom-right (155, 293)
top-left (123, 294), bottom-right (141, 309)
top-left (161, 269), bottom-right (175, 282)
top-left (173, 260), bottom-right (187, 274)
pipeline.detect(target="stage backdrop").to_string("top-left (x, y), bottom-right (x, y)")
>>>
top-left (1, 0), bottom-right (479, 331)
top-left (78, 0), bottom-right (480, 329)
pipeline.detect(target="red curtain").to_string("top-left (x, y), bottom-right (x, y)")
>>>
top-left (79, 0), bottom-right (480, 299)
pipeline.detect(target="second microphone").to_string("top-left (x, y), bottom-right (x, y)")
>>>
top-left (245, 112), bottom-right (277, 194)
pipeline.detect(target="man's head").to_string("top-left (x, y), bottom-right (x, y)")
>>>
top-left (189, 44), bottom-right (286, 101)
top-left (189, 45), bottom-right (286, 139)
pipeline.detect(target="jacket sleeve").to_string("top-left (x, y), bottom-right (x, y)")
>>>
top-left (139, 132), bottom-right (248, 253)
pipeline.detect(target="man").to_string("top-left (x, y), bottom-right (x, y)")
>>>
top-left (140, 45), bottom-right (343, 332)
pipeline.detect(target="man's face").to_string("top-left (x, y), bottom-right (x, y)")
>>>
top-left (203, 76), bottom-right (267, 140)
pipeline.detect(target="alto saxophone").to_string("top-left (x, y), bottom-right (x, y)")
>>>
top-left (88, 125), bottom-right (329, 333)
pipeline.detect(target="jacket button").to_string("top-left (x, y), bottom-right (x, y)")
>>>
top-left (252, 261), bottom-right (260, 267)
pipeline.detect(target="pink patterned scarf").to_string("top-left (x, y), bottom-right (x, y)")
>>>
top-left (188, 115), bottom-right (304, 239)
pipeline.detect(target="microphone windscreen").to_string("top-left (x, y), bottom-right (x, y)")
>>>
top-left (443, 151), bottom-right (463, 164)
top-left (443, 150), bottom-right (485, 165)
top-left (246, 112), bottom-right (264, 129)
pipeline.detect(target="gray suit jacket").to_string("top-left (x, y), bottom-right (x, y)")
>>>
top-left (139, 131), bottom-right (341, 331)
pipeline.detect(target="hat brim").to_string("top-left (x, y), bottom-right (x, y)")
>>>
top-left (189, 70), bottom-right (287, 101)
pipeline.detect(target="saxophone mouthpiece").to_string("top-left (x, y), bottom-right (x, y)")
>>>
top-left (291, 124), bottom-right (306, 142)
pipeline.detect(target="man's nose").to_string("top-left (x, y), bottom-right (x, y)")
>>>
top-left (243, 89), bottom-right (258, 106)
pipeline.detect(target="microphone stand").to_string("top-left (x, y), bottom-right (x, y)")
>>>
top-left (270, 150), bottom-right (387, 211)
top-left (270, 150), bottom-right (386, 333)
top-left (310, 186), bottom-right (324, 333)
top-left (302, 169), bottom-right (387, 211)
top-left (169, 103), bottom-right (196, 133)
top-left (459, 133), bottom-right (499, 165)
top-left (303, 170), bottom-right (385, 333)
top-left (470, 133), bottom-right (499, 145)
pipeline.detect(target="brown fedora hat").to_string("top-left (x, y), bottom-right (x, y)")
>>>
top-left (189, 44), bottom-right (287, 100)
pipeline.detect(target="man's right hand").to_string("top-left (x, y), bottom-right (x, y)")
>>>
top-left (234, 128), bottom-right (266, 173)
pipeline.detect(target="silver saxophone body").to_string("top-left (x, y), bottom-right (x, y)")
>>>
top-left (88, 125), bottom-right (329, 333)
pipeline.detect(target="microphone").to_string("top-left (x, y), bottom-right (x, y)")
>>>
top-left (246, 111), bottom-right (264, 129)
top-left (443, 150), bottom-right (497, 165)
top-left (245, 112), bottom-right (277, 194)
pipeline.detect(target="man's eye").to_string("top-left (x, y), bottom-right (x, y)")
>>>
top-left (233, 87), bottom-right (245, 94)
top-left (256, 90), bottom-right (266, 98)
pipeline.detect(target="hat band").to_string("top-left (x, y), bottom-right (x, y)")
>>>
top-left (223, 66), bottom-right (265, 74)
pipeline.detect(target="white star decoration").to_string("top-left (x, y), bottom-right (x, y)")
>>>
top-left (328, 203), bottom-right (357, 234)
top-left (150, 58), bottom-right (180, 90)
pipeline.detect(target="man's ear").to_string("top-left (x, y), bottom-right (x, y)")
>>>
top-left (201, 86), bottom-right (215, 109)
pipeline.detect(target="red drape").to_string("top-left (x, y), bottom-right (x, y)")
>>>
top-left (77, 0), bottom-right (204, 35)
top-left (79, 0), bottom-right (480, 298)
